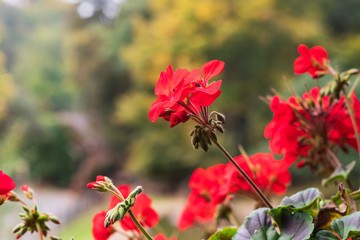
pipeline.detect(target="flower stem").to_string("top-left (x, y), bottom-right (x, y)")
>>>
top-left (36, 222), bottom-right (43, 240)
top-left (108, 184), bottom-right (154, 240)
top-left (128, 210), bottom-right (154, 240)
top-left (212, 138), bottom-right (273, 209)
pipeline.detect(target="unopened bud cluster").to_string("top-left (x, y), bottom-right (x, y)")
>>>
top-left (13, 205), bottom-right (60, 239)
top-left (87, 175), bottom-right (113, 192)
top-left (190, 111), bottom-right (225, 152)
top-left (105, 186), bottom-right (143, 228)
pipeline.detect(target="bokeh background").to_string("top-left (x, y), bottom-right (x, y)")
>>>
top-left (1, 0), bottom-right (360, 239)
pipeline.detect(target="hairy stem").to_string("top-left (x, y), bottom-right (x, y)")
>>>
top-left (36, 222), bottom-right (43, 240)
top-left (212, 138), bottom-right (273, 209)
top-left (109, 185), bottom-right (154, 240)
top-left (128, 210), bottom-right (154, 240)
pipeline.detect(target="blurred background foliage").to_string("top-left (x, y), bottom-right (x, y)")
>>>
top-left (1, 0), bottom-right (360, 190)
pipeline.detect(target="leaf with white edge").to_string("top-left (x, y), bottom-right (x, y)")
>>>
top-left (233, 208), bottom-right (279, 240)
top-left (314, 230), bottom-right (341, 240)
top-left (331, 211), bottom-right (360, 239)
top-left (269, 207), bottom-right (314, 240)
top-left (208, 227), bottom-right (237, 240)
top-left (322, 161), bottom-right (356, 187)
top-left (280, 188), bottom-right (320, 215)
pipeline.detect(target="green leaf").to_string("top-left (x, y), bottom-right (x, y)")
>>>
top-left (208, 227), bottom-right (237, 240)
top-left (331, 211), bottom-right (360, 239)
top-left (314, 230), bottom-right (341, 240)
top-left (233, 208), bottom-right (279, 240)
top-left (322, 161), bottom-right (356, 187)
top-left (280, 188), bottom-right (321, 215)
top-left (269, 207), bottom-right (314, 240)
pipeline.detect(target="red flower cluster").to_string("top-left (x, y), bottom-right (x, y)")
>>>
top-left (265, 87), bottom-right (359, 170)
top-left (149, 60), bottom-right (224, 127)
top-left (0, 170), bottom-right (15, 195)
top-left (221, 153), bottom-right (291, 197)
top-left (92, 184), bottom-right (159, 240)
top-left (294, 44), bottom-right (329, 78)
top-left (178, 153), bottom-right (291, 230)
top-left (178, 164), bottom-right (227, 230)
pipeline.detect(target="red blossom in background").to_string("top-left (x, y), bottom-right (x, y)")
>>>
top-left (178, 157), bottom-right (290, 230)
top-left (178, 164), bottom-right (228, 230)
top-left (221, 153), bottom-right (291, 197)
top-left (0, 170), bottom-right (16, 195)
top-left (154, 233), bottom-right (177, 240)
top-left (294, 44), bottom-right (329, 78)
top-left (108, 185), bottom-right (159, 233)
top-left (265, 87), bottom-right (359, 171)
top-left (92, 211), bottom-right (114, 240)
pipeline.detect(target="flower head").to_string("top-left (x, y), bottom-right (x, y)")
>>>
top-left (221, 153), bottom-right (291, 197)
top-left (294, 44), bottom-right (329, 78)
top-left (178, 164), bottom-right (228, 230)
top-left (265, 87), bottom-right (358, 172)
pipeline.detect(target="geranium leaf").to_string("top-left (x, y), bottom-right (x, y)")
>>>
top-left (269, 207), bottom-right (314, 240)
top-left (280, 188), bottom-right (320, 215)
top-left (314, 230), bottom-right (341, 240)
top-left (208, 227), bottom-right (237, 240)
top-left (322, 161), bottom-right (356, 187)
top-left (233, 208), bottom-right (279, 240)
top-left (331, 211), bottom-right (360, 239)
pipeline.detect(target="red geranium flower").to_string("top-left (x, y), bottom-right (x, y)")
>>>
top-left (294, 44), bottom-right (329, 78)
top-left (109, 185), bottom-right (159, 233)
top-left (221, 153), bottom-right (291, 198)
top-left (265, 87), bottom-right (358, 172)
top-left (178, 164), bottom-right (227, 230)
top-left (92, 211), bottom-right (114, 240)
top-left (149, 60), bottom-right (224, 128)
top-left (0, 170), bottom-right (16, 195)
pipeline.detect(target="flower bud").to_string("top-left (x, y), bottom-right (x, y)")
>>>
top-left (49, 236), bottom-right (62, 240)
top-left (87, 175), bottom-right (112, 192)
top-left (7, 191), bottom-right (19, 202)
top-left (49, 215), bottom-right (61, 224)
top-left (21, 185), bottom-right (34, 200)
top-left (0, 196), bottom-right (6, 205)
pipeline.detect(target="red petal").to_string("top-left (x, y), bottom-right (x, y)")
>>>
top-left (310, 46), bottom-right (328, 64)
top-left (294, 57), bottom-right (312, 74)
top-left (201, 60), bottom-right (225, 82)
top-left (297, 44), bottom-right (310, 57)
top-left (0, 171), bottom-right (16, 195)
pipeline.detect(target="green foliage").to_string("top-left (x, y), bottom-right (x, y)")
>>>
top-left (322, 161), bottom-right (356, 187)
top-left (278, 188), bottom-right (321, 216)
top-left (234, 208), bottom-right (278, 240)
top-left (315, 212), bottom-right (360, 240)
top-left (208, 227), bottom-right (237, 240)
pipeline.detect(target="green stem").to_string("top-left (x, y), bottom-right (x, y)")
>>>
top-left (212, 138), bottom-right (273, 209)
top-left (36, 222), bottom-right (43, 240)
top-left (128, 210), bottom-right (154, 240)
top-left (109, 184), bottom-right (154, 240)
